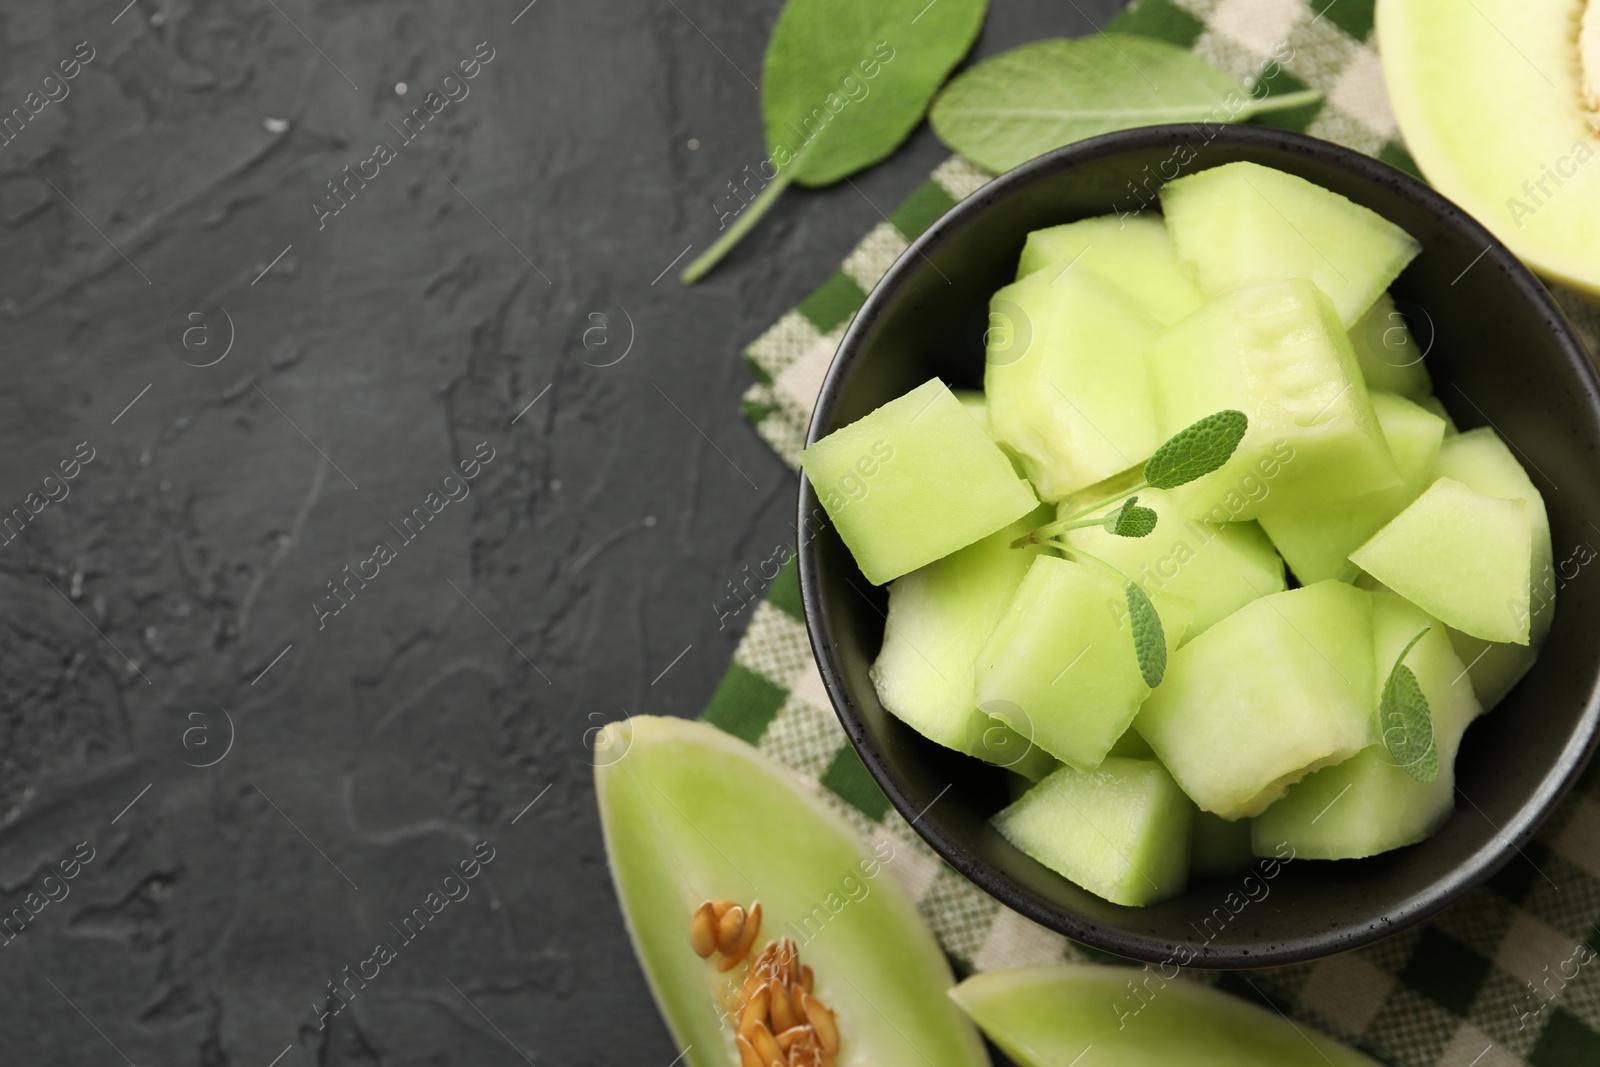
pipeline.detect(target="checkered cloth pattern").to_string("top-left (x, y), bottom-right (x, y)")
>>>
top-left (704, 2), bottom-right (1600, 1064)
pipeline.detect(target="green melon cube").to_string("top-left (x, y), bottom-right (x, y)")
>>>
top-left (1348, 292), bottom-right (1433, 398)
top-left (1252, 593), bottom-right (1481, 859)
top-left (985, 268), bottom-right (1162, 500)
top-left (1258, 392), bottom-right (1447, 584)
top-left (975, 555), bottom-right (1193, 772)
top-left (871, 508), bottom-right (1059, 781)
top-left (1191, 808), bottom-right (1256, 878)
top-left (1432, 428), bottom-right (1555, 707)
top-left (1415, 394), bottom-right (1458, 433)
top-left (800, 379), bottom-right (1038, 585)
top-left (1063, 487), bottom-right (1287, 638)
top-left (994, 756), bottom-right (1192, 906)
top-left (1160, 161), bottom-right (1422, 326)
top-left (1149, 279), bottom-right (1400, 520)
top-left (1135, 581), bottom-right (1376, 819)
top-left (1014, 214), bottom-right (1205, 325)
top-left (1350, 476), bottom-right (1532, 645)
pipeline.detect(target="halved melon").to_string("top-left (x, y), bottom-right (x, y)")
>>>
top-left (1379, 0), bottom-right (1600, 294)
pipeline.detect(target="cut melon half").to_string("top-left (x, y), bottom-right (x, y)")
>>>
top-left (1379, 0), bottom-right (1600, 294)
top-left (952, 965), bottom-right (1383, 1067)
top-left (594, 716), bottom-right (990, 1067)
top-left (1160, 161), bottom-right (1421, 325)
top-left (1351, 476), bottom-right (1533, 645)
top-left (1014, 214), bottom-right (1205, 325)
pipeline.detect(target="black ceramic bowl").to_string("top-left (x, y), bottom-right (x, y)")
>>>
top-left (797, 124), bottom-right (1600, 967)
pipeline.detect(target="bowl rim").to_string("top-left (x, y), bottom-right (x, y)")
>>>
top-left (796, 122), bottom-right (1600, 967)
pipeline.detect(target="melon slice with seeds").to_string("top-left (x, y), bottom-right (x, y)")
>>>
top-left (594, 716), bottom-right (989, 1067)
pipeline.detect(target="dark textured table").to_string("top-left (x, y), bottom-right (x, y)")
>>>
top-left (1, 1), bottom-right (1116, 1061)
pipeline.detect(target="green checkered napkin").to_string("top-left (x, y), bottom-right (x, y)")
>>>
top-left (703, 2), bottom-right (1600, 1064)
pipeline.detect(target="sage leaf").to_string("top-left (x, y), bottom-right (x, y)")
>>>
top-left (930, 36), bottom-right (1323, 173)
top-left (1381, 629), bottom-right (1438, 783)
top-left (1125, 581), bottom-right (1166, 688)
top-left (1144, 410), bottom-right (1248, 490)
top-left (682, 0), bottom-right (989, 282)
top-left (1106, 496), bottom-right (1158, 538)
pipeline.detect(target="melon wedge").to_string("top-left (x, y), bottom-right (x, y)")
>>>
top-left (594, 716), bottom-right (989, 1067)
top-left (871, 508), bottom-right (1058, 780)
top-left (1350, 476), bottom-right (1533, 645)
top-left (951, 965), bottom-right (1382, 1067)
top-left (800, 379), bottom-right (1037, 584)
top-left (1160, 161), bottom-right (1421, 325)
top-left (1014, 214), bottom-right (1204, 325)
top-left (1379, 0), bottom-right (1600, 294)
top-left (1348, 292), bottom-right (1432, 399)
top-left (994, 757), bottom-right (1192, 906)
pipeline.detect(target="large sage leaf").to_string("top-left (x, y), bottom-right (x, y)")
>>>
top-left (683, 0), bottom-right (988, 282)
top-left (930, 36), bottom-right (1321, 173)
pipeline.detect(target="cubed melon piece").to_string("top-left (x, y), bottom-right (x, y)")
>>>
top-left (1063, 487), bottom-right (1287, 637)
top-left (975, 555), bottom-right (1192, 772)
top-left (1432, 428), bottom-right (1555, 707)
top-left (1415, 394), bottom-right (1458, 433)
top-left (1348, 292), bottom-right (1432, 398)
top-left (1350, 476), bottom-right (1532, 645)
top-left (1258, 391), bottom-right (1447, 584)
top-left (1160, 161), bottom-right (1422, 326)
top-left (953, 388), bottom-right (1027, 478)
top-left (985, 268), bottom-right (1162, 499)
top-left (1149, 279), bottom-right (1400, 520)
top-left (871, 509), bottom-right (1059, 781)
top-left (994, 757), bottom-right (1192, 906)
top-left (1191, 809), bottom-right (1255, 878)
top-left (1014, 214), bottom-right (1204, 325)
top-left (1252, 593), bottom-right (1481, 859)
top-left (1135, 581), bottom-right (1376, 819)
top-left (800, 379), bottom-right (1037, 584)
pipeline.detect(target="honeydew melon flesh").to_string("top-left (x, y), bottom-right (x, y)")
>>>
top-left (994, 756), bottom-right (1192, 906)
top-left (1135, 581), bottom-right (1376, 819)
top-left (1013, 214), bottom-right (1205, 325)
top-left (1160, 161), bottom-right (1422, 326)
top-left (951, 965), bottom-right (1383, 1067)
top-left (799, 379), bottom-right (1037, 585)
top-left (1415, 394), bottom-right (1458, 434)
top-left (1149, 278), bottom-right (1400, 521)
top-left (870, 508), bottom-right (1059, 781)
top-left (1258, 391), bottom-right (1447, 584)
top-left (1432, 428), bottom-right (1556, 708)
top-left (975, 555), bottom-right (1193, 772)
top-left (1348, 292), bottom-right (1433, 399)
top-left (594, 716), bottom-right (990, 1067)
top-left (1062, 486), bottom-right (1287, 637)
top-left (953, 389), bottom-right (1028, 478)
top-left (1378, 0), bottom-right (1600, 294)
top-left (1350, 477), bottom-right (1533, 645)
top-left (1253, 593), bottom-right (1482, 859)
top-left (984, 266), bottom-right (1162, 500)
